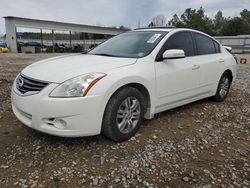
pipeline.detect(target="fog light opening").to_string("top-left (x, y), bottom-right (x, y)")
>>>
top-left (53, 119), bottom-right (67, 129)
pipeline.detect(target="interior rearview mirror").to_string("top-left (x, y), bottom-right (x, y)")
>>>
top-left (162, 49), bottom-right (185, 59)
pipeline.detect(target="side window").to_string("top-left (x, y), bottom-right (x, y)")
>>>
top-left (194, 33), bottom-right (216, 55)
top-left (164, 32), bottom-right (195, 57)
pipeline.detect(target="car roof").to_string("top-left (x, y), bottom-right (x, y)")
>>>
top-left (134, 27), bottom-right (175, 32)
top-left (134, 27), bottom-right (208, 34)
top-left (133, 27), bottom-right (216, 40)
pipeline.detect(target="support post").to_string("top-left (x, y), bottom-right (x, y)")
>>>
top-left (40, 29), bottom-right (43, 52)
top-left (83, 32), bottom-right (85, 51)
top-left (52, 29), bottom-right (55, 53)
top-left (69, 31), bottom-right (72, 49)
top-left (5, 18), bottom-right (18, 52)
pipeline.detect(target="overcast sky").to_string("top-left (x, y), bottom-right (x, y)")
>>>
top-left (0, 0), bottom-right (249, 34)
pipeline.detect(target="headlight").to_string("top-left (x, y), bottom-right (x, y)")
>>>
top-left (49, 72), bottom-right (106, 97)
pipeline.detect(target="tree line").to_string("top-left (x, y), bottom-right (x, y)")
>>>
top-left (151, 7), bottom-right (250, 36)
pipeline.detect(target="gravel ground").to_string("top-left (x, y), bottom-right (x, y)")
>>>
top-left (0, 53), bottom-right (249, 188)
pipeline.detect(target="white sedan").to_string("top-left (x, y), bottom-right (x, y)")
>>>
top-left (11, 28), bottom-right (237, 142)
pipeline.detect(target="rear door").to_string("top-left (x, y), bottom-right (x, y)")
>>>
top-left (192, 32), bottom-right (224, 93)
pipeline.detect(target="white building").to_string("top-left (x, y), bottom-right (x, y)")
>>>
top-left (4, 16), bottom-right (126, 52)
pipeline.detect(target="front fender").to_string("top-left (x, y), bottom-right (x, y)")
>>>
top-left (88, 72), bottom-right (156, 120)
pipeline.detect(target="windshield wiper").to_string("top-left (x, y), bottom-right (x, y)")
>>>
top-left (91, 53), bottom-right (114, 57)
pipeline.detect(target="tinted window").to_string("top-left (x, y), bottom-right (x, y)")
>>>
top-left (194, 33), bottom-right (216, 55)
top-left (164, 32), bottom-right (195, 57)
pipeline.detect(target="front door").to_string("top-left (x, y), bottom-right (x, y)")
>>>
top-left (154, 31), bottom-right (200, 112)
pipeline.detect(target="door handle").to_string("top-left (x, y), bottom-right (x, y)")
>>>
top-left (219, 59), bottom-right (225, 63)
top-left (192, 64), bottom-right (200, 70)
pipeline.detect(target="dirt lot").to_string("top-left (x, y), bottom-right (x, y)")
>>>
top-left (0, 53), bottom-right (249, 188)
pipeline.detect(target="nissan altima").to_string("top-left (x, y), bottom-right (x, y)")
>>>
top-left (11, 28), bottom-right (237, 142)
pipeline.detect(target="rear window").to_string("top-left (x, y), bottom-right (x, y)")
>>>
top-left (194, 33), bottom-right (216, 55)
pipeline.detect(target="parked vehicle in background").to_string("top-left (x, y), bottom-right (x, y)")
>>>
top-left (0, 41), bottom-right (9, 53)
top-left (17, 41), bottom-right (24, 53)
top-left (89, 43), bottom-right (99, 50)
top-left (11, 28), bottom-right (237, 142)
top-left (23, 41), bottom-right (47, 52)
top-left (23, 41), bottom-right (45, 47)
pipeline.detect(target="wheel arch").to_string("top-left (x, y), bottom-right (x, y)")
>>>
top-left (224, 69), bottom-right (233, 82)
top-left (101, 77), bottom-right (153, 119)
top-left (115, 83), bottom-right (151, 113)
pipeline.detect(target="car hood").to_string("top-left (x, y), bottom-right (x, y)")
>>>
top-left (21, 54), bottom-right (137, 83)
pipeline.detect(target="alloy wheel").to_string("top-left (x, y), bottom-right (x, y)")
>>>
top-left (219, 76), bottom-right (230, 98)
top-left (116, 97), bottom-right (141, 134)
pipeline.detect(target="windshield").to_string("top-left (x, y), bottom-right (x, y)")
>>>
top-left (0, 42), bottom-right (7, 48)
top-left (89, 31), bottom-right (167, 58)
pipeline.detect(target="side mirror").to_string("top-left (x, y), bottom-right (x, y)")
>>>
top-left (162, 49), bottom-right (185, 59)
top-left (224, 45), bottom-right (232, 53)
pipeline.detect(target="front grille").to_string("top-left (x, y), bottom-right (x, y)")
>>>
top-left (16, 74), bottom-right (49, 94)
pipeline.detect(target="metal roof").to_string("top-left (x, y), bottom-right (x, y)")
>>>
top-left (3, 16), bottom-right (128, 34)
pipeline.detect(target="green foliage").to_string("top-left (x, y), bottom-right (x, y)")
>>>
top-left (169, 7), bottom-right (214, 35)
top-left (169, 8), bottom-right (250, 36)
top-left (240, 9), bottom-right (250, 33)
top-left (221, 17), bottom-right (245, 36)
top-left (213, 11), bottom-right (226, 35)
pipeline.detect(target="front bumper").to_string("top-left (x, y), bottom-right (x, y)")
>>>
top-left (11, 83), bottom-right (105, 137)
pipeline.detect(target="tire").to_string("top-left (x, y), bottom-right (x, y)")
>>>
top-left (213, 72), bottom-right (232, 102)
top-left (102, 87), bottom-right (145, 142)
